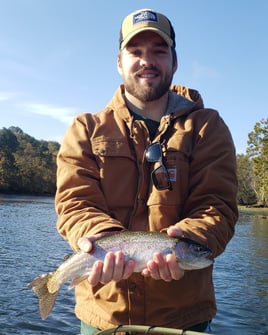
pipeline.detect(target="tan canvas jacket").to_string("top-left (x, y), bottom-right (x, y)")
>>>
top-left (55, 84), bottom-right (238, 330)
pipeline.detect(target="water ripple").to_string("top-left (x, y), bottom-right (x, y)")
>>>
top-left (0, 195), bottom-right (267, 334)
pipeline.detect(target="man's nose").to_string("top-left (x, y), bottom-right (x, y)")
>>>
top-left (140, 51), bottom-right (155, 67)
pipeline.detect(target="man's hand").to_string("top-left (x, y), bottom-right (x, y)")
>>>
top-left (141, 226), bottom-right (185, 281)
top-left (77, 233), bottom-right (136, 287)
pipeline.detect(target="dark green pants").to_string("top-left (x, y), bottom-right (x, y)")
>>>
top-left (80, 321), bottom-right (100, 335)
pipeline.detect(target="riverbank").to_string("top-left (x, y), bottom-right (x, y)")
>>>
top-left (239, 205), bottom-right (268, 217)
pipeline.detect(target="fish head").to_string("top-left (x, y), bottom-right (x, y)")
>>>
top-left (175, 238), bottom-right (213, 270)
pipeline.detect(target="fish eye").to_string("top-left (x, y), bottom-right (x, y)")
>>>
top-left (192, 244), bottom-right (207, 253)
top-left (194, 245), bottom-right (203, 252)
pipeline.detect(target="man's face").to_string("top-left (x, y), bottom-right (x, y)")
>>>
top-left (117, 31), bottom-right (177, 102)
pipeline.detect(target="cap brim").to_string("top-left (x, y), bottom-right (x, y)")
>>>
top-left (120, 27), bottom-right (173, 50)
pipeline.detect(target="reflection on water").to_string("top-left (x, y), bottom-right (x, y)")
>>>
top-left (0, 195), bottom-right (79, 335)
top-left (0, 195), bottom-right (267, 335)
top-left (213, 212), bottom-right (268, 334)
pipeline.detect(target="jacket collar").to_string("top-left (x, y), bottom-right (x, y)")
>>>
top-left (108, 84), bottom-right (203, 121)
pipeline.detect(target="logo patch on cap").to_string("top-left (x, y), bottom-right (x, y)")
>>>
top-left (133, 10), bottom-right (158, 25)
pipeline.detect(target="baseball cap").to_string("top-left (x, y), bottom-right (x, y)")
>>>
top-left (119, 9), bottom-right (176, 50)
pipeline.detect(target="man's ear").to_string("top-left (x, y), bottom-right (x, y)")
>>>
top-left (117, 54), bottom-right (123, 75)
top-left (173, 59), bottom-right (178, 74)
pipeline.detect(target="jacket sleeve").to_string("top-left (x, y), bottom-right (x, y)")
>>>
top-left (55, 114), bottom-right (125, 251)
top-left (175, 109), bottom-right (238, 257)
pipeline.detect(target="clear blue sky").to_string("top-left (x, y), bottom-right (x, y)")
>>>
top-left (0, 0), bottom-right (267, 154)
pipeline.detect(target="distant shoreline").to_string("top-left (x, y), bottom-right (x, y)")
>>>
top-left (239, 206), bottom-right (268, 217)
top-left (1, 193), bottom-right (267, 216)
top-left (0, 191), bottom-right (54, 197)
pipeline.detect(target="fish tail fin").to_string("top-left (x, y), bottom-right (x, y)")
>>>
top-left (28, 273), bottom-right (59, 320)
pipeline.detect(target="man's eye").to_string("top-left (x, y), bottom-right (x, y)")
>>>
top-left (133, 50), bottom-right (141, 56)
top-left (155, 49), bottom-right (167, 54)
top-left (128, 49), bottom-right (141, 56)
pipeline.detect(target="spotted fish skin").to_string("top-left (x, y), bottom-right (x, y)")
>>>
top-left (28, 231), bottom-right (213, 319)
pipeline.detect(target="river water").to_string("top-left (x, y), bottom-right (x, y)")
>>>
top-left (0, 195), bottom-right (267, 335)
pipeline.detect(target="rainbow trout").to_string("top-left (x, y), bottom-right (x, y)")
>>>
top-left (28, 231), bottom-right (213, 320)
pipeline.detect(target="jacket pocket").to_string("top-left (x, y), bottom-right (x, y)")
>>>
top-left (91, 136), bottom-right (138, 210)
top-left (92, 136), bottom-right (133, 158)
top-left (147, 147), bottom-right (190, 207)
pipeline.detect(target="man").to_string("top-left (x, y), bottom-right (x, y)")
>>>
top-left (55, 8), bottom-right (238, 334)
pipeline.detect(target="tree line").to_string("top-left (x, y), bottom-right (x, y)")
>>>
top-left (0, 127), bottom-right (59, 195)
top-left (0, 120), bottom-right (267, 205)
top-left (237, 118), bottom-right (268, 207)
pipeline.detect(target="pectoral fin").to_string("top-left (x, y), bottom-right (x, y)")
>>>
top-left (69, 274), bottom-right (90, 289)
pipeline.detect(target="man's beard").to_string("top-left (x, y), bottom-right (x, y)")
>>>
top-left (123, 69), bottom-right (173, 102)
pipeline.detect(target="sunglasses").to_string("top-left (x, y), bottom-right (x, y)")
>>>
top-left (145, 142), bottom-right (172, 190)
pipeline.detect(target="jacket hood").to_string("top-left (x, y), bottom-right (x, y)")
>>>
top-left (168, 85), bottom-right (204, 116)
